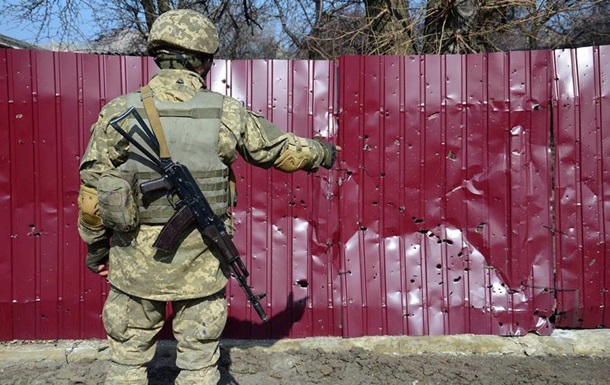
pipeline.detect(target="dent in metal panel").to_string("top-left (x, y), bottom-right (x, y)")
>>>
top-left (338, 52), bottom-right (554, 337)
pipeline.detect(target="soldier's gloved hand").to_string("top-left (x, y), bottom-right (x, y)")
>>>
top-left (86, 238), bottom-right (110, 275)
top-left (313, 137), bottom-right (341, 169)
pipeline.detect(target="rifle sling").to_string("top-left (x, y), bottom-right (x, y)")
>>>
top-left (140, 85), bottom-right (171, 159)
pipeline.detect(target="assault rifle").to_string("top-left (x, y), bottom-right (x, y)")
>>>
top-left (109, 107), bottom-right (268, 322)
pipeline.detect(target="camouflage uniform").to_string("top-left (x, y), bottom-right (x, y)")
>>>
top-left (77, 10), bottom-right (337, 385)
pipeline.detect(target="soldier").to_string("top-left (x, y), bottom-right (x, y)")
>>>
top-left (77, 9), bottom-right (339, 385)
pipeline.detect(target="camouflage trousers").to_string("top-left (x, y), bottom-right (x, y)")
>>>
top-left (102, 286), bottom-right (228, 385)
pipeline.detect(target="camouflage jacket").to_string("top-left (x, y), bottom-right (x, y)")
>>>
top-left (79, 69), bottom-right (329, 300)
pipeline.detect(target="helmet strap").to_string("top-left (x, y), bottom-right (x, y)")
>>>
top-left (175, 52), bottom-right (199, 73)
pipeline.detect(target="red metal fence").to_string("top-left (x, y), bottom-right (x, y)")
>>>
top-left (338, 52), bottom-right (555, 337)
top-left (0, 47), bottom-right (607, 340)
top-left (552, 47), bottom-right (610, 329)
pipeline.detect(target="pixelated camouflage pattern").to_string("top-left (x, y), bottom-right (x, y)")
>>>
top-left (148, 10), bottom-right (219, 55)
top-left (102, 287), bottom-right (226, 384)
top-left (79, 68), bottom-right (330, 300)
top-left (97, 170), bottom-right (139, 232)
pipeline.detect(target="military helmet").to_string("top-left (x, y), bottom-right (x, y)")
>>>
top-left (147, 9), bottom-right (219, 55)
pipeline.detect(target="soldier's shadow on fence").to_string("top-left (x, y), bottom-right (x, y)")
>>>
top-left (148, 292), bottom-right (308, 385)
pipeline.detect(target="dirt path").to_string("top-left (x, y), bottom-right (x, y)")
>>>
top-left (0, 344), bottom-right (607, 385)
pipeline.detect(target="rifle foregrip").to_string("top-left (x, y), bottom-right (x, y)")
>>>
top-left (202, 226), bottom-right (268, 322)
top-left (153, 205), bottom-right (196, 252)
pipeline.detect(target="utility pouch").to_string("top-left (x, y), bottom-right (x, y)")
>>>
top-left (97, 170), bottom-right (140, 232)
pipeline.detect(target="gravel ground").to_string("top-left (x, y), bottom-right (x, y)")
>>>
top-left (1, 331), bottom-right (609, 385)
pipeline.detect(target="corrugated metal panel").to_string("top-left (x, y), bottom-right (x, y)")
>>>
top-left (1, 46), bottom-right (608, 341)
top-left (0, 52), bottom-right (341, 340)
top-left (209, 60), bottom-right (342, 338)
top-left (553, 46), bottom-right (610, 328)
top-left (0, 50), bottom-right (153, 340)
top-left (337, 52), bottom-right (554, 337)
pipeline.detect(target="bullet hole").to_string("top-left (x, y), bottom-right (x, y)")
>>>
top-left (412, 217), bottom-right (424, 224)
top-left (296, 279), bottom-right (309, 288)
top-left (436, 264), bottom-right (442, 269)
top-left (28, 225), bottom-right (42, 237)
top-left (453, 276), bottom-right (462, 282)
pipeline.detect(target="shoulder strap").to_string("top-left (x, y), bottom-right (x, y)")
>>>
top-left (140, 85), bottom-right (171, 159)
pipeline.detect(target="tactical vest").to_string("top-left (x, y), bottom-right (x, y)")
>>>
top-left (119, 90), bottom-right (229, 224)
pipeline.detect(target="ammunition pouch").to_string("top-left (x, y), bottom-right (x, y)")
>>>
top-left (97, 170), bottom-right (140, 232)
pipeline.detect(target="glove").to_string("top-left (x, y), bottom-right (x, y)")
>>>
top-left (86, 238), bottom-right (110, 274)
top-left (313, 137), bottom-right (337, 169)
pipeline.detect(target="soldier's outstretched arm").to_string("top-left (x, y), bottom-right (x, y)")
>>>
top-left (221, 97), bottom-right (339, 172)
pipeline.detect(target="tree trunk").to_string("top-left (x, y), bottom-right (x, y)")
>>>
top-left (365, 0), bottom-right (415, 55)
